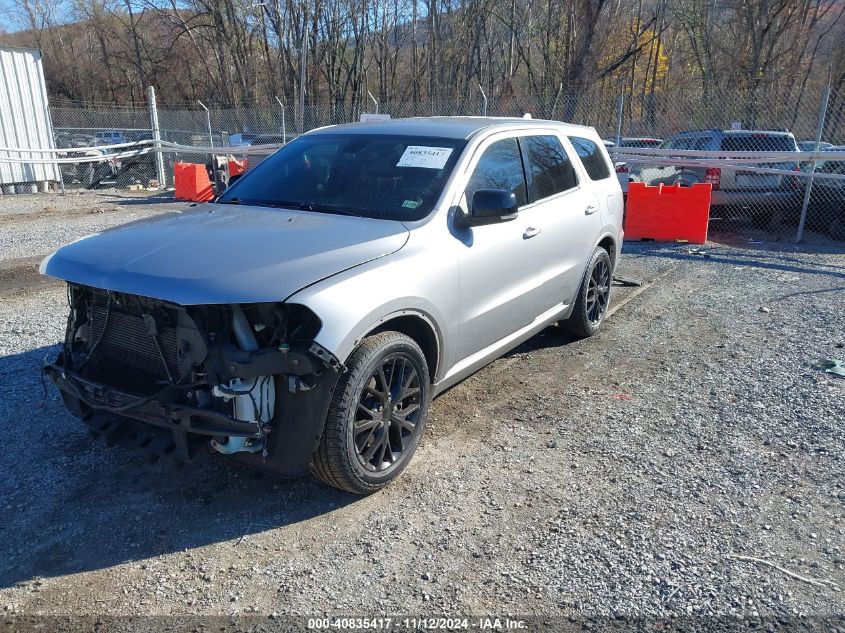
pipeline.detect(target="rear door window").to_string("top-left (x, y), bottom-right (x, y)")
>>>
top-left (465, 138), bottom-right (528, 210)
top-left (568, 136), bottom-right (612, 181)
top-left (523, 135), bottom-right (578, 201)
top-left (720, 136), bottom-right (796, 152)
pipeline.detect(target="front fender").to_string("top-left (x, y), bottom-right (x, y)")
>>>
top-left (285, 241), bottom-right (459, 381)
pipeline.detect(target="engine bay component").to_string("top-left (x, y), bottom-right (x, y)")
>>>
top-left (44, 283), bottom-right (341, 472)
top-left (210, 376), bottom-right (274, 454)
top-left (209, 305), bottom-right (277, 455)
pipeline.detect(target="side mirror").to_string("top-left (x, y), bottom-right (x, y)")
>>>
top-left (459, 189), bottom-right (519, 227)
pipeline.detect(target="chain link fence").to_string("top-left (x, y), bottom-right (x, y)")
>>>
top-left (2, 84), bottom-right (844, 244)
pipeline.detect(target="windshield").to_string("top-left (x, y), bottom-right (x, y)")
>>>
top-left (219, 133), bottom-right (467, 221)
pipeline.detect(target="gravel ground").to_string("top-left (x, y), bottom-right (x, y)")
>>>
top-left (0, 193), bottom-right (843, 631)
top-left (0, 189), bottom-right (182, 263)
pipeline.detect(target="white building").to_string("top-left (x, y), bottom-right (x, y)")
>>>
top-left (0, 46), bottom-right (60, 192)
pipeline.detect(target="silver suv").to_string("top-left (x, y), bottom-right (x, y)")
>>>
top-left (630, 129), bottom-right (801, 224)
top-left (41, 117), bottom-right (624, 493)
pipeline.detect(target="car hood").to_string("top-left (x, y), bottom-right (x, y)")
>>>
top-left (41, 203), bottom-right (409, 305)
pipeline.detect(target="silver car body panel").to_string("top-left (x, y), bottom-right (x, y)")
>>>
top-left (288, 121), bottom-right (623, 389)
top-left (43, 117), bottom-right (622, 393)
top-left (41, 204), bottom-right (409, 305)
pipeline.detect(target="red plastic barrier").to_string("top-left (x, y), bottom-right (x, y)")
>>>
top-left (228, 159), bottom-right (248, 177)
top-left (174, 162), bottom-right (214, 202)
top-left (625, 182), bottom-right (712, 244)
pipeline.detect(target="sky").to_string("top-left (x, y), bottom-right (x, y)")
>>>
top-left (0, 0), bottom-right (17, 34)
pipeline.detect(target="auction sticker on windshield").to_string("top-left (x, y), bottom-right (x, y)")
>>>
top-left (397, 146), bottom-right (453, 169)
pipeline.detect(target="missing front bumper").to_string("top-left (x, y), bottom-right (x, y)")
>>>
top-left (44, 363), bottom-right (263, 461)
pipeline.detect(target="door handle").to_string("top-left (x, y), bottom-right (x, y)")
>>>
top-left (523, 226), bottom-right (542, 239)
top-left (585, 204), bottom-right (599, 215)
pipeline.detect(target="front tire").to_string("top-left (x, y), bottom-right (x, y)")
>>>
top-left (311, 331), bottom-right (431, 494)
top-left (560, 246), bottom-right (613, 337)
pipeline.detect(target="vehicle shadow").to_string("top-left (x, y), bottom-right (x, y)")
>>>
top-left (0, 345), bottom-right (358, 590)
top-left (502, 324), bottom-right (580, 357)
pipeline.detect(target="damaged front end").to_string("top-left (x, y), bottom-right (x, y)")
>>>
top-left (45, 284), bottom-right (342, 476)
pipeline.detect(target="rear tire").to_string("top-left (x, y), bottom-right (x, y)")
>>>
top-left (311, 331), bottom-right (430, 494)
top-left (560, 246), bottom-right (612, 338)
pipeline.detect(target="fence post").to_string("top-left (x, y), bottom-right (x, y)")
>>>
top-left (147, 86), bottom-right (166, 189)
top-left (299, 23), bottom-right (307, 134)
top-left (796, 81), bottom-right (831, 243)
top-left (275, 96), bottom-right (286, 141)
top-left (615, 94), bottom-right (624, 146)
top-left (478, 84), bottom-right (488, 116)
top-left (550, 83), bottom-right (563, 119)
top-left (197, 100), bottom-right (213, 148)
top-left (367, 90), bottom-right (379, 114)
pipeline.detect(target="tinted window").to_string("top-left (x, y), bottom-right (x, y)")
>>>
top-left (523, 135), bottom-right (578, 200)
top-left (568, 136), bottom-right (611, 181)
top-left (219, 134), bottom-right (466, 221)
top-left (465, 138), bottom-right (527, 210)
top-left (720, 135), bottom-right (796, 152)
top-left (818, 160), bottom-right (845, 175)
top-left (620, 139), bottom-right (662, 148)
top-left (252, 135), bottom-right (288, 144)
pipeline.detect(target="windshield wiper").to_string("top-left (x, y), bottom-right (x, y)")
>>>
top-left (218, 197), bottom-right (288, 209)
top-left (220, 197), bottom-right (360, 216)
top-left (292, 202), bottom-right (358, 216)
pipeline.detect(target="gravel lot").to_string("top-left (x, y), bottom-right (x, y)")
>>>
top-left (0, 191), bottom-right (843, 631)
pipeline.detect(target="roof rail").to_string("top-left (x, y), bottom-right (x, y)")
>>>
top-left (724, 127), bottom-right (792, 134)
top-left (676, 128), bottom-right (722, 135)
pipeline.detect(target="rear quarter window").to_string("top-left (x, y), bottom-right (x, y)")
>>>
top-left (568, 136), bottom-right (612, 181)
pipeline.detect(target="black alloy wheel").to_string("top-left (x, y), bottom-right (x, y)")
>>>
top-left (560, 246), bottom-right (613, 338)
top-left (353, 353), bottom-right (422, 472)
top-left (312, 331), bottom-right (431, 494)
top-left (586, 257), bottom-right (611, 325)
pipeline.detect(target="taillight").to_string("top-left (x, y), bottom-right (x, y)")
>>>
top-left (704, 167), bottom-right (721, 189)
top-left (615, 163), bottom-right (628, 173)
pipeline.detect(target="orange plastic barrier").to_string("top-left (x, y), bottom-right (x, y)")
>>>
top-left (228, 159), bottom-right (248, 177)
top-left (625, 182), bottom-right (712, 244)
top-left (174, 162), bottom-right (214, 202)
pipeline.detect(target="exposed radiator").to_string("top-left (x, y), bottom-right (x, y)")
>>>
top-left (89, 291), bottom-right (180, 381)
